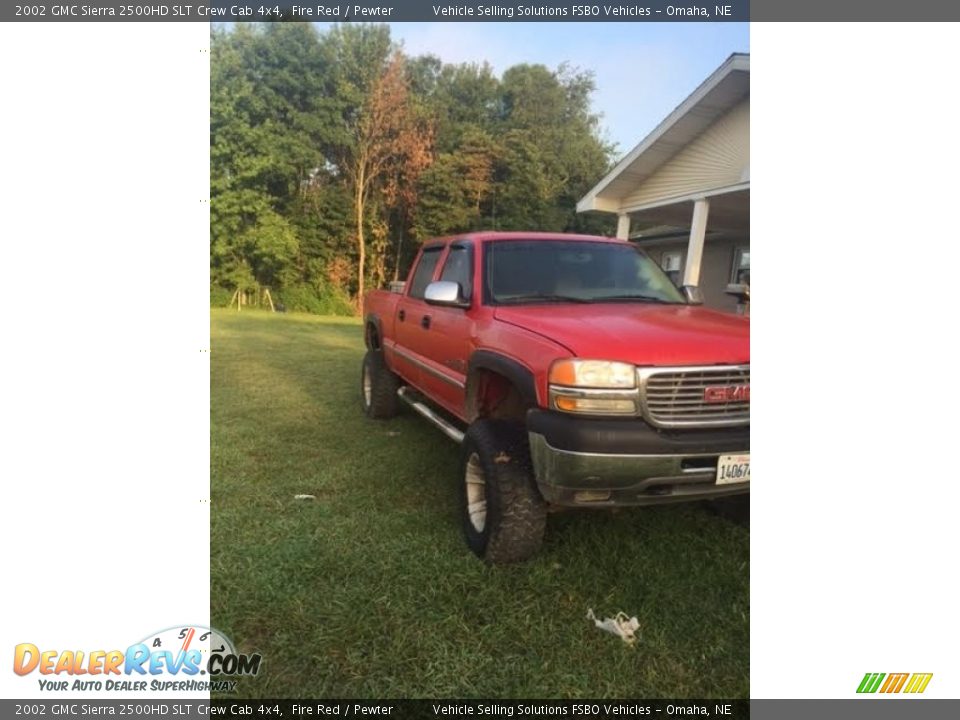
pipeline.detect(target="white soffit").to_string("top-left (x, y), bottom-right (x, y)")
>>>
top-left (578, 53), bottom-right (750, 213)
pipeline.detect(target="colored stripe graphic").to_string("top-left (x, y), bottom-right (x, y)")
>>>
top-left (880, 673), bottom-right (909, 693)
top-left (857, 673), bottom-right (885, 693)
top-left (903, 673), bottom-right (933, 694)
top-left (857, 672), bottom-right (932, 694)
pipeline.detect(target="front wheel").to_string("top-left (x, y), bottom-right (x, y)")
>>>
top-left (459, 420), bottom-right (547, 564)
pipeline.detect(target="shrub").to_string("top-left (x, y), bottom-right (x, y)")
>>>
top-left (210, 286), bottom-right (234, 308)
top-left (210, 280), bottom-right (354, 316)
top-left (276, 282), bottom-right (355, 316)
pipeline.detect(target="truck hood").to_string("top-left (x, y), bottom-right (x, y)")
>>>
top-left (493, 304), bottom-right (749, 366)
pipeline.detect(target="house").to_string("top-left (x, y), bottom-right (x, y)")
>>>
top-left (577, 53), bottom-right (749, 313)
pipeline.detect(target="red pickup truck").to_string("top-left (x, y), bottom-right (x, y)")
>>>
top-left (361, 231), bottom-right (749, 563)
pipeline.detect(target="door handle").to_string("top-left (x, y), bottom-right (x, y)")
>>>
top-left (398, 309), bottom-right (405, 321)
top-left (421, 315), bottom-right (431, 329)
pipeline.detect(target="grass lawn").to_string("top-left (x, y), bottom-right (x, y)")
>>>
top-left (211, 308), bottom-right (749, 698)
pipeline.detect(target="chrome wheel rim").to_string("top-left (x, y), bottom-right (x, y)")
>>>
top-left (362, 364), bottom-right (372, 407)
top-left (465, 452), bottom-right (487, 533)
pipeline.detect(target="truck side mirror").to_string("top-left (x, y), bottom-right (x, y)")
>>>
top-left (681, 285), bottom-right (704, 305)
top-left (424, 281), bottom-right (470, 308)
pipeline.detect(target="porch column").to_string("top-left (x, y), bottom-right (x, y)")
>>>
top-left (615, 213), bottom-right (630, 240)
top-left (682, 198), bottom-right (710, 286)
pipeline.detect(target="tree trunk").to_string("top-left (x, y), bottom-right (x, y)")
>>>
top-left (356, 167), bottom-right (366, 305)
top-left (393, 223), bottom-right (404, 282)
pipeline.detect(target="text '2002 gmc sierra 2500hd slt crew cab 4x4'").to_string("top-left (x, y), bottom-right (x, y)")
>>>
top-left (361, 231), bottom-right (749, 563)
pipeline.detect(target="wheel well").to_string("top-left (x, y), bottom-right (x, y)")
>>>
top-left (465, 369), bottom-right (530, 423)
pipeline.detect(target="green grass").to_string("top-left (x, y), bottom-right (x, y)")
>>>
top-left (211, 308), bottom-right (749, 699)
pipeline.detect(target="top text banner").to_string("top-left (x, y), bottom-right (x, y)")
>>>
top-left (6, 0), bottom-right (749, 22)
top-left (7, 0), bottom-right (960, 23)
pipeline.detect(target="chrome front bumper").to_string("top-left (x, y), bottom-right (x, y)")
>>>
top-left (528, 431), bottom-right (750, 507)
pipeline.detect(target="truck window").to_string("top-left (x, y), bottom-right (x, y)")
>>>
top-left (484, 240), bottom-right (685, 305)
top-left (439, 245), bottom-right (473, 300)
top-left (408, 246), bottom-right (444, 300)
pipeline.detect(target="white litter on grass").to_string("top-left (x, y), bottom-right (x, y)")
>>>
top-left (294, 494), bottom-right (316, 501)
top-left (587, 609), bottom-right (641, 645)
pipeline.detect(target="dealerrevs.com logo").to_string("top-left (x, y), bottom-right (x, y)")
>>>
top-left (13, 625), bottom-right (261, 693)
top-left (857, 672), bottom-right (933, 694)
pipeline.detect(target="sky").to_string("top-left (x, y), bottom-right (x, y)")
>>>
top-left (314, 22), bottom-right (749, 159)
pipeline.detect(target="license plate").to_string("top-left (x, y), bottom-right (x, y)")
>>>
top-left (716, 453), bottom-right (750, 485)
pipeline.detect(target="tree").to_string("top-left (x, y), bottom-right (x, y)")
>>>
top-left (490, 64), bottom-right (615, 233)
top-left (336, 51), bottom-right (433, 301)
top-left (210, 23), bottom-right (343, 293)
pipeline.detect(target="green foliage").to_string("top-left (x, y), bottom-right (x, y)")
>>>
top-left (211, 23), bottom-right (616, 312)
top-left (210, 286), bottom-right (234, 308)
top-left (276, 281), bottom-right (354, 316)
top-left (243, 209), bottom-right (300, 288)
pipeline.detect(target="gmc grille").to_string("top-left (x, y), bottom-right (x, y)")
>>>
top-left (639, 365), bottom-right (750, 428)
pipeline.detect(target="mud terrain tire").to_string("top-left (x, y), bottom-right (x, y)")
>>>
top-left (361, 350), bottom-right (400, 419)
top-left (460, 420), bottom-right (547, 563)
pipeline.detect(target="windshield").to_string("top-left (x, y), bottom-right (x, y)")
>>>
top-left (484, 240), bottom-right (686, 305)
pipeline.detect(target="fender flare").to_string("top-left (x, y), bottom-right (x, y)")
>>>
top-left (466, 350), bottom-right (538, 412)
top-left (364, 313), bottom-right (384, 351)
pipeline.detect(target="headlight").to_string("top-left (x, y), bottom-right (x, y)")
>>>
top-left (548, 359), bottom-right (637, 389)
top-left (548, 359), bottom-right (638, 415)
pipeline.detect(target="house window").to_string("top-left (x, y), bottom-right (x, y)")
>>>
top-left (660, 251), bottom-right (682, 285)
top-left (731, 247), bottom-right (750, 285)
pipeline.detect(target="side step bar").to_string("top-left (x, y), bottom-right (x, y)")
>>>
top-left (397, 387), bottom-right (465, 443)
